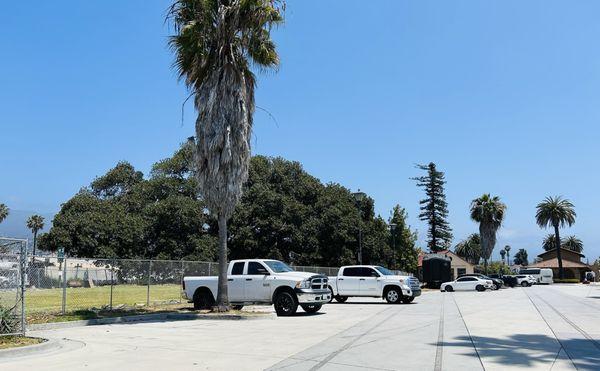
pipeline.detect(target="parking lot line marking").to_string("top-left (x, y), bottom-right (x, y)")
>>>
top-left (450, 293), bottom-right (486, 371)
top-left (533, 291), bottom-right (600, 352)
top-left (434, 293), bottom-right (444, 371)
top-left (522, 290), bottom-right (577, 370)
top-left (307, 308), bottom-right (398, 371)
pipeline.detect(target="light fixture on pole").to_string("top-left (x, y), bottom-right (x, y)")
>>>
top-left (352, 190), bottom-right (366, 264)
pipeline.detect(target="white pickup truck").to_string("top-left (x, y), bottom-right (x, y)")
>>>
top-left (182, 259), bottom-right (331, 316)
top-left (328, 265), bottom-right (421, 304)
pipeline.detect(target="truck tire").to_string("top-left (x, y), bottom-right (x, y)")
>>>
top-left (384, 287), bottom-right (401, 304)
top-left (274, 291), bottom-right (298, 316)
top-left (301, 304), bottom-right (322, 314)
top-left (327, 286), bottom-right (334, 303)
top-left (193, 289), bottom-right (215, 310)
top-left (521, 281), bottom-right (529, 287)
top-left (402, 296), bottom-right (414, 304)
top-left (335, 296), bottom-right (348, 303)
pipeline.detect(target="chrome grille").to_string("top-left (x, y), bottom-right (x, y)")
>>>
top-left (310, 276), bottom-right (328, 290)
top-left (408, 277), bottom-right (421, 290)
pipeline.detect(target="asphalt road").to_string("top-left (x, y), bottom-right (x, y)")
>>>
top-left (2, 284), bottom-right (600, 370)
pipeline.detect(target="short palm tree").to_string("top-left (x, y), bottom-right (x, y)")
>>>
top-left (26, 215), bottom-right (45, 256)
top-left (0, 204), bottom-right (8, 225)
top-left (167, 0), bottom-right (284, 311)
top-left (562, 235), bottom-right (583, 253)
top-left (542, 234), bottom-right (559, 251)
top-left (504, 245), bottom-right (511, 265)
top-left (500, 249), bottom-right (506, 264)
top-left (470, 194), bottom-right (506, 273)
top-left (454, 233), bottom-right (481, 265)
top-left (535, 196), bottom-right (576, 279)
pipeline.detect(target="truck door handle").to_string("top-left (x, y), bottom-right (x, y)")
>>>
top-left (339, 278), bottom-right (344, 281)
top-left (359, 278), bottom-right (365, 281)
top-left (245, 278), bottom-right (252, 281)
top-left (228, 279), bottom-right (233, 282)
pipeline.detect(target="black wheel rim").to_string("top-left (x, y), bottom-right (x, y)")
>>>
top-left (278, 295), bottom-right (293, 313)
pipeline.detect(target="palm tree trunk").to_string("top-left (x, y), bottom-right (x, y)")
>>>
top-left (554, 223), bottom-right (563, 280)
top-left (214, 213), bottom-right (230, 311)
top-left (484, 258), bottom-right (488, 274)
top-left (33, 231), bottom-right (37, 256)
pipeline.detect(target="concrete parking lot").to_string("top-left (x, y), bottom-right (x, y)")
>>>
top-left (2, 285), bottom-right (600, 370)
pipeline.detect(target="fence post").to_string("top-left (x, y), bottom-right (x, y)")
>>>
top-left (20, 240), bottom-right (27, 335)
top-left (180, 260), bottom-right (184, 304)
top-left (208, 262), bottom-right (212, 276)
top-left (146, 260), bottom-right (152, 307)
top-left (109, 260), bottom-right (114, 310)
top-left (61, 257), bottom-right (67, 315)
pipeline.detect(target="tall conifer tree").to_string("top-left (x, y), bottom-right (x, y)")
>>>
top-left (412, 163), bottom-right (453, 252)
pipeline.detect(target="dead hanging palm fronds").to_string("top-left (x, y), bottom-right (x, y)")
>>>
top-left (167, 0), bottom-right (284, 311)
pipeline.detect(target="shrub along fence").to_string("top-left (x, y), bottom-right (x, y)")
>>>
top-left (0, 238), bottom-right (27, 337)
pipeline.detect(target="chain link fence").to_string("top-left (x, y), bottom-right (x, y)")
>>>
top-left (0, 238), bottom-right (27, 337)
top-left (1, 243), bottom-right (412, 335)
top-left (23, 256), bottom-right (349, 317)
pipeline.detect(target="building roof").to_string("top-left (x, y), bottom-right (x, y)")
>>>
top-left (529, 258), bottom-right (590, 269)
top-left (537, 248), bottom-right (585, 259)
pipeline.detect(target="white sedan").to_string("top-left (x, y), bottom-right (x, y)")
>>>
top-left (441, 276), bottom-right (494, 292)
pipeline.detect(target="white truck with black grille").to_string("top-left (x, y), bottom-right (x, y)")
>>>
top-left (183, 259), bottom-right (330, 316)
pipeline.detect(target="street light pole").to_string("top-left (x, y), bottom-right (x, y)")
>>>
top-left (352, 190), bottom-right (366, 265)
top-left (389, 223), bottom-right (397, 269)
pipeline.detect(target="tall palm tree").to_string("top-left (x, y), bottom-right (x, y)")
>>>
top-left (168, 0), bottom-right (284, 311)
top-left (562, 235), bottom-right (583, 253)
top-left (500, 249), bottom-right (506, 264)
top-left (454, 233), bottom-right (481, 265)
top-left (470, 194), bottom-right (506, 273)
top-left (536, 196), bottom-right (576, 279)
top-left (26, 215), bottom-right (45, 256)
top-left (504, 245), bottom-right (511, 265)
top-left (0, 204), bottom-right (8, 225)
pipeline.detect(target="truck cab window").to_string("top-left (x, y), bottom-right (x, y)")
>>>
top-left (231, 262), bottom-right (245, 275)
top-left (362, 268), bottom-right (380, 277)
top-left (248, 262), bottom-right (269, 275)
top-left (342, 267), bottom-right (361, 277)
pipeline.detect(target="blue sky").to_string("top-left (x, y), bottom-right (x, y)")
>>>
top-left (1, 1), bottom-right (599, 262)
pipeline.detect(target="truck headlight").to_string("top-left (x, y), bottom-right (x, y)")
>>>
top-left (295, 280), bottom-right (310, 289)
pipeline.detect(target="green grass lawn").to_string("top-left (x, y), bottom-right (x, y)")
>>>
top-left (1, 284), bottom-right (183, 314)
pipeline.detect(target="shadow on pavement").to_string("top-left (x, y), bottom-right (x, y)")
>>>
top-left (438, 334), bottom-right (600, 370)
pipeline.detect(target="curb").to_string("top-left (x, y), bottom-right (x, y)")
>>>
top-left (28, 311), bottom-right (273, 331)
top-left (0, 338), bottom-right (57, 358)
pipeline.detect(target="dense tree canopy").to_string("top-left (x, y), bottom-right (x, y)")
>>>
top-left (39, 144), bottom-right (419, 271)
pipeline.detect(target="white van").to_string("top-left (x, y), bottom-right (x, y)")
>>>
top-left (519, 268), bottom-right (553, 284)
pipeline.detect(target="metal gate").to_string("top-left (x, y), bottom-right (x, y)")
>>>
top-left (0, 237), bottom-right (27, 336)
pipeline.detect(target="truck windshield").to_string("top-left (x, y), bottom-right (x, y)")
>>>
top-left (374, 266), bottom-right (395, 276)
top-left (264, 261), bottom-right (294, 273)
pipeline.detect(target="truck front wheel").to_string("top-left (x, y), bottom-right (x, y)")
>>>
top-left (335, 296), bottom-right (348, 303)
top-left (301, 304), bottom-right (322, 314)
top-left (274, 291), bottom-right (298, 316)
top-left (384, 287), bottom-right (402, 304)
